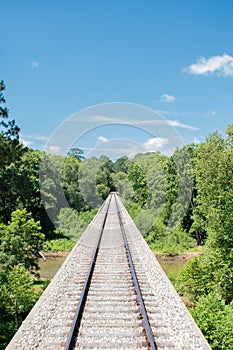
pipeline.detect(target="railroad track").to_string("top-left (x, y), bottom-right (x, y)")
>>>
top-left (6, 192), bottom-right (211, 350)
top-left (65, 192), bottom-right (157, 349)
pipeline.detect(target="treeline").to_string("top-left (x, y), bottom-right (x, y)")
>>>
top-left (0, 81), bottom-right (232, 348)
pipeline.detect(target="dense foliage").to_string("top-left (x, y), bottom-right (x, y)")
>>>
top-left (176, 127), bottom-right (233, 349)
top-left (0, 81), bottom-right (232, 348)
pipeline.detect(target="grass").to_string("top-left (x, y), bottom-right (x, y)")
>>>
top-left (43, 238), bottom-right (76, 252)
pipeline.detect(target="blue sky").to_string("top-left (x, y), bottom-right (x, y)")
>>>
top-left (1, 0), bottom-right (233, 157)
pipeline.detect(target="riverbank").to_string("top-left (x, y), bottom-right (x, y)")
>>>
top-left (38, 250), bottom-right (201, 281)
top-left (41, 249), bottom-right (201, 261)
top-left (42, 251), bottom-right (70, 259)
top-left (155, 251), bottom-right (201, 262)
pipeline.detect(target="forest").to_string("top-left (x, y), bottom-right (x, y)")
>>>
top-left (0, 80), bottom-right (233, 349)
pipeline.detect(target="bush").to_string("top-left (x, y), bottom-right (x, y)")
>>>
top-left (191, 292), bottom-right (233, 349)
top-left (147, 222), bottom-right (195, 255)
top-left (43, 238), bottom-right (76, 252)
top-left (0, 264), bottom-right (42, 349)
top-left (126, 201), bottom-right (142, 220)
top-left (176, 255), bottom-right (210, 302)
top-left (55, 207), bottom-right (97, 240)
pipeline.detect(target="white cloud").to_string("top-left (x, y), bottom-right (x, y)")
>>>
top-left (167, 120), bottom-right (198, 130)
top-left (34, 135), bottom-right (49, 141)
top-left (76, 114), bottom-right (197, 130)
top-left (192, 138), bottom-right (201, 144)
top-left (183, 54), bottom-right (233, 76)
top-left (23, 134), bottom-right (49, 142)
top-left (143, 137), bottom-right (169, 152)
top-left (207, 110), bottom-right (216, 117)
top-left (45, 145), bottom-right (61, 154)
top-left (78, 115), bottom-right (121, 123)
top-left (32, 60), bottom-right (39, 68)
top-left (129, 118), bottom-right (198, 130)
top-left (20, 138), bottom-right (33, 147)
top-left (97, 136), bottom-right (108, 143)
top-left (160, 93), bottom-right (176, 104)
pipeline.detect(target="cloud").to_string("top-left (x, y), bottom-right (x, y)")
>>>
top-left (21, 134), bottom-right (49, 143)
top-left (133, 119), bottom-right (198, 130)
top-left (167, 120), bottom-right (198, 130)
top-left (183, 54), bottom-right (233, 76)
top-left (143, 137), bottom-right (169, 152)
top-left (45, 145), bottom-right (61, 154)
top-left (192, 138), bottom-right (201, 144)
top-left (160, 94), bottom-right (176, 104)
top-left (207, 110), bottom-right (216, 117)
top-left (97, 136), bottom-right (108, 143)
top-left (76, 114), bottom-right (197, 130)
top-left (78, 115), bottom-right (121, 123)
top-left (31, 60), bottom-right (39, 68)
top-left (20, 138), bottom-right (33, 147)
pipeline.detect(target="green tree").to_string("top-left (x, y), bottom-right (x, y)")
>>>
top-left (0, 81), bottom-right (20, 140)
top-left (0, 264), bottom-right (41, 348)
top-left (133, 152), bottom-right (167, 210)
top-left (13, 149), bottom-right (54, 235)
top-left (96, 160), bottom-right (115, 200)
top-left (78, 157), bottom-right (103, 207)
top-left (55, 207), bottom-right (97, 239)
top-left (163, 146), bottom-right (194, 230)
top-left (0, 264), bottom-right (41, 327)
top-left (0, 81), bottom-right (25, 222)
top-left (0, 209), bottom-right (44, 272)
top-left (39, 153), bottom-right (68, 228)
top-left (191, 292), bottom-right (233, 350)
top-left (128, 162), bottom-right (148, 206)
top-left (112, 171), bottom-right (134, 203)
top-left (67, 147), bottom-right (84, 161)
top-left (62, 155), bottom-right (86, 212)
top-left (190, 127), bottom-right (233, 302)
top-left (113, 156), bottom-right (129, 173)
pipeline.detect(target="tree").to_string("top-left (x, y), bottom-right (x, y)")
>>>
top-left (113, 156), bottom-right (129, 173)
top-left (78, 157), bottom-right (115, 207)
top-left (190, 127), bottom-right (233, 302)
top-left (39, 153), bottom-right (68, 229)
top-left (162, 146), bottom-right (195, 230)
top-left (0, 81), bottom-right (20, 140)
top-left (112, 171), bottom-right (134, 203)
top-left (55, 207), bottom-right (97, 240)
top-left (128, 162), bottom-right (148, 206)
top-left (133, 152), bottom-right (167, 210)
top-left (78, 157), bottom-right (103, 207)
top-left (0, 209), bottom-right (45, 272)
top-left (0, 81), bottom-right (25, 223)
top-left (191, 292), bottom-right (233, 350)
top-left (62, 155), bottom-right (86, 212)
top-left (67, 148), bottom-right (84, 161)
top-left (0, 264), bottom-right (41, 327)
top-left (96, 160), bottom-right (115, 199)
top-left (0, 264), bottom-right (41, 348)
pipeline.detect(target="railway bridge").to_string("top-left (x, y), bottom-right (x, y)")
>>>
top-left (6, 193), bottom-right (211, 350)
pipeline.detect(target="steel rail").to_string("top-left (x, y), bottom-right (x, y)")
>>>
top-left (64, 194), bottom-right (112, 350)
top-left (114, 193), bottom-right (157, 350)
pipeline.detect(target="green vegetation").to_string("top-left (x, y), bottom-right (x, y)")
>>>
top-left (176, 127), bottom-right (233, 349)
top-left (0, 81), bottom-right (232, 348)
top-left (191, 292), bottom-right (233, 349)
top-left (43, 238), bottom-right (76, 252)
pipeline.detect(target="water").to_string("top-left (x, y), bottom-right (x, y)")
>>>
top-left (38, 255), bottom-right (68, 280)
top-left (159, 259), bottom-right (186, 281)
top-left (38, 254), bottom-right (187, 282)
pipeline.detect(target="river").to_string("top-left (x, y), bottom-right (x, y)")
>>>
top-left (38, 252), bottom-right (188, 282)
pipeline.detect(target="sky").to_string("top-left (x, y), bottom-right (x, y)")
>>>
top-left (1, 0), bottom-right (233, 157)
